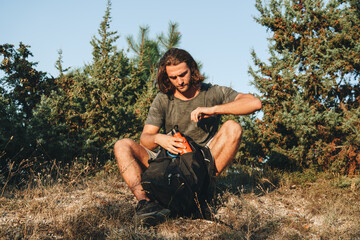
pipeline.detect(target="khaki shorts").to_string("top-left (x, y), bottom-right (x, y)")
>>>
top-left (145, 147), bottom-right (160, 160)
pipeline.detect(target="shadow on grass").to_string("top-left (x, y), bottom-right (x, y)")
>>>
top-left (63, 201), bottom-right (133, 239)
top-left (1, 201), bottom-right (157, 240)
top-left (217, 218), bottom-right (284, 240)
top-left (60, 201), bottom-right (158, 239)
top-left (216, 164), bottom-right (281, 196)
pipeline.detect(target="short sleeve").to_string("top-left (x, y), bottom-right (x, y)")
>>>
top-left (211, 85), bottom-right (239, 105)
top-left (145, 93), bottom-right (166, 128)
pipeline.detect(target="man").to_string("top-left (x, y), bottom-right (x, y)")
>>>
top-left (114, 48), bottom-right (261, 225)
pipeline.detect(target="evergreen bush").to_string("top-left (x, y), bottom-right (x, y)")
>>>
top-left (243, 0), bottom-right (360, 174)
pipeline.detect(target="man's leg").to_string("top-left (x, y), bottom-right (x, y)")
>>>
top-left (114, 138), bottom-right (172, 226)
top-left (114, 138), bottom-right (151, 201)
top-left (208, 120), bottom-right (242, 176)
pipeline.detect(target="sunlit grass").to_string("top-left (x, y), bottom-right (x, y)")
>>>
top-left (1, 161), bottom-right (359, 239)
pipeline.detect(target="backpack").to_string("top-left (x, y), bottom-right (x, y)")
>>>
top-left (141, 135), bottom-right (215, 215)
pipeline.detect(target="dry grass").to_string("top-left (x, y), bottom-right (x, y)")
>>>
top-left (1, 163), bottom-right (360, 239)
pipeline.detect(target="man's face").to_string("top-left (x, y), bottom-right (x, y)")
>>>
top-left (166, 62), bottom-right (191, 94)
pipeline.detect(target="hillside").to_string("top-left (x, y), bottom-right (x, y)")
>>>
top-left (1, 165), bottom-right (360, 239)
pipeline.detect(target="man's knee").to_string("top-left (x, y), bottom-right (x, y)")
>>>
top-left (114, 138), bottom-right (134, 151)
top-left (222, 120), bottom-right (242, 142)
top-left (114, 138), bottom-right (149, 168)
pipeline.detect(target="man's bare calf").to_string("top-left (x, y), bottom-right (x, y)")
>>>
top-left (113, 139), bottom-right (150, 201)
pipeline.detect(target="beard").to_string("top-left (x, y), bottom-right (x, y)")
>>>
top-left (175, 83), bottom-right (190, 93)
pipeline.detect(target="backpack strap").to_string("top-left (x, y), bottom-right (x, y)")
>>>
top-left (200, 146), bottom-right (216, 178)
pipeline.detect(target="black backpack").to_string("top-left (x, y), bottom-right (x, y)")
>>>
top-left (141, 135), bottom-right (215, 215)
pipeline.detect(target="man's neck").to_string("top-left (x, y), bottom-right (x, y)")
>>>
top-left (173, 84), bottom-right (201, 101)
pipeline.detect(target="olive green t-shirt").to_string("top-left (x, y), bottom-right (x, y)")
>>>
top-left (145, 83), bottom-right (239, 146)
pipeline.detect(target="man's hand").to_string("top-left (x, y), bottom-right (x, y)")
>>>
top-left (155, 134), bottom-right (186, 154)
top-left (190, 106), bottom-right (215, 123)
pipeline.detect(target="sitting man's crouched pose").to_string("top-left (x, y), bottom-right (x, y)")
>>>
top-left (114, 48), bottom-right (262, 225)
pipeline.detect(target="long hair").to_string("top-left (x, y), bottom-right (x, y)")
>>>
top-left (156, 48), bottom-right (205, 94)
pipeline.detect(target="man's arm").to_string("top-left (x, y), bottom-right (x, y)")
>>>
top-left (190, 93), bottom-right (262, 123)
top-left (140, 124), bottom-right (186, 154)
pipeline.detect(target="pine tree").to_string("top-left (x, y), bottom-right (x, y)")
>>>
top-left (0, 43), bottom-right (54, 122)
top-left (34, 0), bottom-right (144, 164)
top-left (55, 49), bottom-right (70, 78)
top-left (79, 0), bottom-right (135, 156)
top-left (158, 22), bottom-right (182, 51)
top-left (248, 0), bottom-right (360, 174)
top-left (0, 43), bottom-right (56, 186)
top-left (127, 25), bottom-right (161, 86)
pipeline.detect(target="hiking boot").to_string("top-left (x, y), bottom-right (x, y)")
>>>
top-left (134, 200), bottom-right (171, 227)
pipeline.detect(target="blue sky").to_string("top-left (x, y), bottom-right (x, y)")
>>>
top-left (0, 0), bottom-right (270, 94)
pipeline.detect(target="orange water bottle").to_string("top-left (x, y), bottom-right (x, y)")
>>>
top-left (172, 125), bottom-right (192, 155)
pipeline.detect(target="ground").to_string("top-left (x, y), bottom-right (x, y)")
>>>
top-left (1, 165), bottom-right (360, 239)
